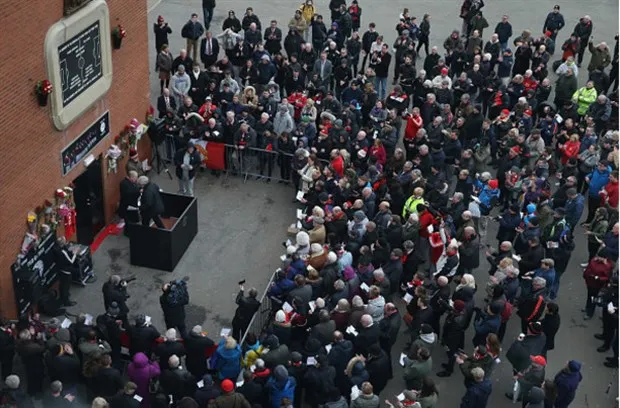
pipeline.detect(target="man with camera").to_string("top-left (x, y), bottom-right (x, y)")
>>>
top-left (102, 275), bottom-right (132, 326)
top-left (231, 281), bottom-right (260, 341)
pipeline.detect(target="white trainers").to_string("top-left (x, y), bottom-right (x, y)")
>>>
top-left (580, 262), bottom-right (588, 268)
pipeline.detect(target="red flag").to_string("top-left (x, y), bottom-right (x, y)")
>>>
top-left (206, 142), bottom-right (225, 170)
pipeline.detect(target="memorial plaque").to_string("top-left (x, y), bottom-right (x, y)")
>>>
top-left (58, 21), bottom-right (103, 107)
top-left (61, 111), bottom-right (109, 176)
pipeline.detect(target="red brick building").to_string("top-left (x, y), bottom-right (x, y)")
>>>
top-left (0, 0), bottom-right (151, 318)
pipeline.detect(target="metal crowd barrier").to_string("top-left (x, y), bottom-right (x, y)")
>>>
top-left (239, 271), bottom-right (278, 346)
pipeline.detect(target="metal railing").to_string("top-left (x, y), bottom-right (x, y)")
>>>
top-left (239, 271), bottom-right (278, 346)
top-left (160, 136), bottom-right (331, 185)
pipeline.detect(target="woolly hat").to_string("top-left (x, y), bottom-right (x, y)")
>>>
top-left (453, 299), bottom-right (466, 312)
top-left (264, 335), bottom-right (280, 349)
top-left (568, 360), bottom-right (581, 372)
top-left (310, 243), bottom-right (323, 254)
top-left (221, 379), bottom-right (234, 393)
top-left (488, 179), bottom-right (499, 189)
top-left (420, 324), bottom-right (433, 334)
top-left (327, 251), bottom-right (338, 264)
top-left (501, 108), bottom-right (510, 115)
top-left (527, 387), bottom-right (545, 403)
top-left (527, 203), bottom-right (537, 214)
top-left (296, 231), bottom-right (310, 246)
top-left (441, 67), bottom-right (449, 75)
top-left (530, 355), bottom-right (547, 366)
top-left (275, 310), bottom-right (287, 323)
top-left (5, 375), bottom-right (19, 390)
top-left (291, 351), bottom-right (303, 363)
top-left (274, 365), bottom-right (289, 381)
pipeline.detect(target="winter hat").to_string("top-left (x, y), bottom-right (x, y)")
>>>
top-left (157, 15), bottom-right (164, 22)
top-left (524, 109), bottom-right (532, 116)
top-left (530, 355), bottom-right (547, 366)
top-left (568, 360), bottom-right (582, 372)
top-left (453, 299), bottom-right (466, 313)
top-left (275, 310), bottom-right (287, 323)
top-left (490, 302), bottom-right (503, 315)
top-left (334, 119), bottom-right (343, 127)
top-left (264, 335), bottom-right (280, 349)
top-left (291, 352), bottom-right (303, 363)
top-left (501, 109), bottom-right (510, 115)
top-left (310, 243), bottom-right (323, 254)
top-left (327, 251), bottom-right (338, 264)
top-left (286, 245), bottom-right (297, 255)
top-left (331, 21), bottom-right (339, 28)
top-left (342, 265), bottom-right (356, 280)
top-left (441, 67), bottom-right (449, 75)
top-left (202, 374), bottom-right (214, 386)
top-left (5, 375), bottom-right (19, 390)
top-left (129, 148), bottom-right (139, 159)
top-left (274, 365), bottom-right (288, 381)
top-left (420, 324), bottom-right (433, 334)
top-left (296, 231), bottom-right (310, 246)
top-left (261, 54), bottom-right (271, 61)
top-left (319, 192), bottom-right (329, 202)
top-left (354, 210), bottom-right (366, 221)
top-left (221, 379), bottom-right (234, 393)
top-left (488, 179), bottom-right (499, 189)
top-left (527, 203), bottom-right (537, 214)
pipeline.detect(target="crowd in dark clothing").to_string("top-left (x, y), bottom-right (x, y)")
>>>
top-left (0, 1), bottom-right (618, 408)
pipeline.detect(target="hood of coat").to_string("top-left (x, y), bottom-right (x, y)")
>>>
top-left (133, 352), bottom-right (149, 368)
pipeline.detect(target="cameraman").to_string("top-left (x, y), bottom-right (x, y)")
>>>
top-left (102, 275), bottom-right (131, 326)
top-left (231, 283), bottom-right (260, 341)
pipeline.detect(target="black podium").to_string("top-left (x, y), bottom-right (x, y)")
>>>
top-left (128, 193), bottom-right (198, 271)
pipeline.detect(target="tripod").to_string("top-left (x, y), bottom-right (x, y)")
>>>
top-left (148, 118), bottom-right (173, 180)
top-left (152, 140), bottom-right (172, 179)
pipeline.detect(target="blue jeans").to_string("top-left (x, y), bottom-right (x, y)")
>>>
top-left (203, 7), bottom-right (213, 30)
top-left (549, 273), bottom-right (560, 300)
top-left (500, 41), bottom-right (508, 50)
top-left (375, 76), bottom-right (387, 100)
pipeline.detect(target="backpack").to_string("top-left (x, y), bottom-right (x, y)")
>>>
top-left (168, 280), bottom-right (189, 307)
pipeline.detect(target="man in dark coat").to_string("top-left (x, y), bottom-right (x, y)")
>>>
top-left (154, 329), bottom-right (186, 371)
top-left (92, 354), bottom-right (124, 400)
top-left (516, 277), bottom-right (547, 333)
top-left (231, 285), bottom-right (261, 341)
top-left (118, 170), bottom-right (140, 230)
top-left (542, 5), bottom-right (565, 41)
top-left (107, 382), bottom-right (141, 408)
top-left (354, 315), bottom-right (381, 355)
top-left (365, 344), bottom-right (391, 394)
top-left (128, 314), bottom-right (160, 357)
top-left (188, 63), bottom-right (209, 104)
top-left (137, 176), bottom-right (165, 228)
top-left (45, 344), bottom-right (81, 391)
top-left (174, 142), bottom-right (201, 197)
top-left (200, 31), bottom-right (220, 68)
top-left (327, 331), bottom-right (353, 395)
top-left (264, 20), bottom-right (283, 55)
top-left (437, 300), bottom-right (467, 377)
top-left (184, 325), bottom-right (215, 379)
top-left (458, 227), bottom-right (480, 275)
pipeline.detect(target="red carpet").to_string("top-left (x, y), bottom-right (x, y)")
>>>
top-left (90, 223), bottom-right (123, 253)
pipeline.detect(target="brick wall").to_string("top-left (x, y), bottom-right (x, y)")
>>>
top-left (0, 0), bottom-right (150, 318)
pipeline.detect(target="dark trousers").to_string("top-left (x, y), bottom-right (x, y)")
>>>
top-left (259, 153), bottom-right (274, 177)
top-left (586, 195), bottom-right (600, 223)
top-left (602, 307), bottom-right (617, 348)
top-left (577, 41), bottom-right (588, 64)
top-left (59, 272), bottom-right (72, 305)
top-left (141, 212), bottom-right (165, 228)
top-left (498, 321), bottom-right (508, 342)
top-left (280, 157), bottom-right (292, 181)
top-left (585, 286), bottom-right (600, 317)
top-left (416, 37), bottom-right (429, 55)
top-left (588, 241), bottom-right (601, 260)
top-left (26, 369), bottom-right (44, 396)
top-left (360, 52), bottom-right (370, 73)
top-left (165, 319), bottom-right (186, 338)
top-left (231, 317), bottom-right (250, 342)
top-left (443, 349), bottom-right (457, 373)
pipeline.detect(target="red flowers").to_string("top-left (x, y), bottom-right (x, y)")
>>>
top-left (112, 25), bottom-right (127, 39)
top-left (35, 79), bottom-right (53, 96)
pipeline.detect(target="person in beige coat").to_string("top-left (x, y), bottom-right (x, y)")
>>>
top-left (309, 217), bottom-right (327, 244)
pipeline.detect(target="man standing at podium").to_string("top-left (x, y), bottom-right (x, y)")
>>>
top-left (119, 170), bottom-right (140, 236)
top-left (137, 176), bottom-right (165, 228)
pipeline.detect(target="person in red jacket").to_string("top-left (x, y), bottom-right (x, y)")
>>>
top-left (404, 107), bottom-right (423, 142)
top-left (559, 134), bottom-right (580, 165)
top-left (369, 139), bottom-right (387, 166)
top-left (583, 249), bottom-right (613, 319)
top-left (600, 172), bottom-right (619, 210)
top-left (329, 149), bottom-right (345, 178)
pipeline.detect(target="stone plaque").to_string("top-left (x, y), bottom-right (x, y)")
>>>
top-left (45, 0), bottom-right (113, 130)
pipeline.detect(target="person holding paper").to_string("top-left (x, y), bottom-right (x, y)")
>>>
top-left (185, 325), bottom-right (215, 378)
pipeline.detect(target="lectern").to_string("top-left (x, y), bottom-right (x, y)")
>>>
top-left (128, 193), bottom-right (198, 271)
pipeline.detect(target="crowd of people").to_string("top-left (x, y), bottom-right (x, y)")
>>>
top-left (0, 0), bottom-right (618, 407)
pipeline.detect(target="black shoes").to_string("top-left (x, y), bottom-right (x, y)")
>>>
top-left (436, 371), bottom-right (452, 377)
top-left (604, 359), bottom-right (618, 368)
top-left (595, 334), bottom-right (605, 340)
top-left (64, 301), bottom-right (77, 307)
top-left (598, 346), bottom-right (610, 353)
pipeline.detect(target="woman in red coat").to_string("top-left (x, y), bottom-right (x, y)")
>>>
top-left (404, 108), bottom-right (423, 141)
top-left (369, 139), bottom-right (387, 166)
top-left (582, 250), bottom-right (613, 319)
top-left (559, 134), bottom-right (580, 166)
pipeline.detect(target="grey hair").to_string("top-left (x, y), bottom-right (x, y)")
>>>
top-left (137, 176), bottom-right (149, 186)
top-left (352, 295), bottom-right (364, 307)
top-left (532, 277), bottom-right (547, 288)
top-left (471, 367), bottom-right (485, 381)
top-left (168, 354), bottom-right (180, 368)
top-left (165, 328), bottom-right (177, 341)
top-left (5, 375), bottom-right (19, 389)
